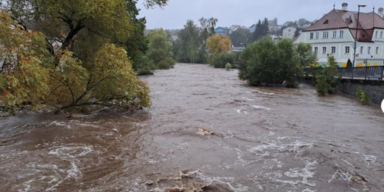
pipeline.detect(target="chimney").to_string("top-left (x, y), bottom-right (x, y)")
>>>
top-left (379, 7), bottom-right (384, 18)
top-left (342, 3), bottom-right (348, 11)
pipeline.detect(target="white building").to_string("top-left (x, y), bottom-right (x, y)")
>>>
top-left (282, 26), bottom-right (297, 39)
top-left (295, 3), bottom-right (384, 67)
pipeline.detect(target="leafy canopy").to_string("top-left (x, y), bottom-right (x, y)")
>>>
top-left (206, 34), bottom-right (232, 55)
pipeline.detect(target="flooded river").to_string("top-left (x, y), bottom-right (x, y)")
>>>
top-left (1, 64), bottom-right (384, 192)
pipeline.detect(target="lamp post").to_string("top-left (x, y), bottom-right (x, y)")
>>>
top-left (353, 5), bottom-right (366, 68)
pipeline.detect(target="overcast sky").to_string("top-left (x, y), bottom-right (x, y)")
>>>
top-left (137, 0), bottom-right (381, 29)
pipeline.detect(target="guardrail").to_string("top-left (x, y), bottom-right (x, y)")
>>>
top-left (305, 66), bottom-right (384, 81)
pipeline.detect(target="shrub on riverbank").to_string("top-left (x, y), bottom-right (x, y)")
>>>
top-left (357, 87), bottom-right (371, 105)
top-left (209, 52), bottom-right (235, 68)
top-left (314, 56), bottom-right (340, 95)
top-left (238, 37), bottom-right (316, 87)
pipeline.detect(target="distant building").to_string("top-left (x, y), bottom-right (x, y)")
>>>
top-left (215, 27), bottom-right (231, 35)
top-left (249, 24), bottom-right (257, 33)
top-left (231, 44), bottom-right (246, 52)
top-left (230, 25), bottom-right (250, 32)
top-left (282, 26), bottom-right (297, 39)
top-left (270, 35), bottom-right (281, 42)
top-left (295, 3), bottom-right (384, 67)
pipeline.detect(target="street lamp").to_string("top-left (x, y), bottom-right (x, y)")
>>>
top-left (353, 4), bottom-right (366, 67)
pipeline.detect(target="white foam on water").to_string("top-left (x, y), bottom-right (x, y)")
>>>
top-left (282, 159), bottom-right (317, 187)
top-left (48, 146), bottom-right (94, 158)
top-left (47, 121), bottom-right (66, 127)
top-left (196, 171), bottom-right (249, 192)
top-left (18, 179), bottom-right (34, 192)
top-left (254, 90), bottom-right (275, 95)
top-left (241, 97), bottom-right (254, 101)
top-left (251, 105), bottom-right (271, 111)
top-left (363, 154), bottom-right (376, 166)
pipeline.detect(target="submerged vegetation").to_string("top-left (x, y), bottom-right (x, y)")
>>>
top-left (314, 56), bottom-right (340, 95)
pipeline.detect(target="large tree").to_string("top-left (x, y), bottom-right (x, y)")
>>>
top-left (0, 0), bottom-right (168, 113)
top-left (206, 34), bottom-right (232, 55)
top-left (252, 18), bottom-right (269, 42)
top-left (229, 28), bottom-right (251, 47)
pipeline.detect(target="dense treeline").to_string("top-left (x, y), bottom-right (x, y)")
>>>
top-left (0, 0), bottom-right (168, 114)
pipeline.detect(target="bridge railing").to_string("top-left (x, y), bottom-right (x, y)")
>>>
top-left (305, 66), bottom-right (384, 81)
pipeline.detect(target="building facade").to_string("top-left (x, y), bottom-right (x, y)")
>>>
top-left (214, 27), bottom-right (231, 35)
top-left (295, 3), bottom-right (384, 67)
top-left (282, 26), bottom-right (297, 39)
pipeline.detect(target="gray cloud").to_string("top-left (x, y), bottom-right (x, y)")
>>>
top-left (137, 0), bottom-right (381, 29)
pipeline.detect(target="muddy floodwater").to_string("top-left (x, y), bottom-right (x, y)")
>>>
top-left (1, 64), bottom-right (384, 192)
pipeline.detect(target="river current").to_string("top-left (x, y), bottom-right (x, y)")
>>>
top-left (1, 64), bottom-right (384, 192)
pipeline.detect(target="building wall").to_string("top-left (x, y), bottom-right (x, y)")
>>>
top-left (336, 80), bottom-right (384, 105)
top-left (282, 27), bottom-right (296, 39)
top-left (296, 29), bottom-right (384, 67)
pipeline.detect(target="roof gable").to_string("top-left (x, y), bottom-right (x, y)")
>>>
top-left (305, 9), bottom-right (348, 31)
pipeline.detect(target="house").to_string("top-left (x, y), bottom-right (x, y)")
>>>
top-left (282, 26), bottom-right (297, 39)
top-left (295, 3), bottom-right (384, 67)
top-left (270, 35), bottom-right (281, 42)
top-left (231, 44), bottom-right (246, 52)
top-left (214, 27), bottom-right (231, 35)
top-left (230, 25), bottom-right (251, 32)
top-left (249, 24), bottom-right (257, 33)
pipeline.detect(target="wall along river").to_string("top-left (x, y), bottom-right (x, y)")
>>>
top-left (1, 64), bottom-right (384, 192)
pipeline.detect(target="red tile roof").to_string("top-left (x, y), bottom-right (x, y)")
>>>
top-left (305, 9), bottom-right (384, 42)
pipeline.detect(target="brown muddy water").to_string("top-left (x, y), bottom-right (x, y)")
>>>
top-left (1, 64), bottom-right (384, 192)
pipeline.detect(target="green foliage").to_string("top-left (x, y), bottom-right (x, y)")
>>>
top-left (209, 52), bottom-right (235, 68)
top-left (146, 28), bottom-right (175, 69)
top-left (157, 57), bottom-right (176, 69)
top-left (347, 59), bottom-right (353, 68)
top-left (136, 56), bottom-right (156, 76)
top-left (315, 56), bottom-right (340, 95)
top-left (225, 63), bottom-right (232, 71)
top-left (229, 28), bottom-right (251, 47)
top-left (125, 0), bottom-right (149, 71)
top-left (252, 18), bottom-right (269, 42)
top-left (1, 1), bottom-right (155, 113)
top-left (357, 87), bottom-right (371, 105)
top-left (238, 37), bottom-right (316, 87)
top-left (174, 18), bottom-right (218, 64)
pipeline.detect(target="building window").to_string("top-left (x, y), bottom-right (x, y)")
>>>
top-left (376, 47), bottom-right (379, 54)
top-left (331, 46), bottom-right (336, 54)
top-left (333, 31), bottom-right (337, 38)
top-left (345, 46), bottom-right (350, 54)
top-left (376, 31), bottom-right (379, 38)
top-left (314, 47), bottom-right (318, 54)
top-left (323, 32), bottom-right (328, 39)
top-left (322, 47), bottom-right (327, 54)
top-left (368, 47), bottom-right (371, 54)
top-left (315, 32), bottom-right (319, 39)
top-left (310, 33), bottom-right (314, 39)
top-left (339, 31), bottom-right (344, 38)
top-left (360, 46), bottom-right (364, 54)
top-left (381, 31), bottom-right (383, 38)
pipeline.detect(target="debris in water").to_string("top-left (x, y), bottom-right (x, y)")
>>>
top-left (196, 127), bottom-right (214, 136)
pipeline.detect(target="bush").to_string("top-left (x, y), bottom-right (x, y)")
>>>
top-left (357, 87), bottom-right (371, 105)
top-left (238, 37), bottom-right (316, 87)
top-left (137, 57), bottom-right (156, 76)
top-left (315, 56), bottom-right (340, 95)
top-left (209, 52), bottom-right (235, 68)
top-left (225, 63), bottom-right (232, 71)
top-left (157, 57), bottom-right (176, 69)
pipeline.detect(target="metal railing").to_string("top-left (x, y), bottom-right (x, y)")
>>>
top-left (305, 66), bottom-right (384, 81)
